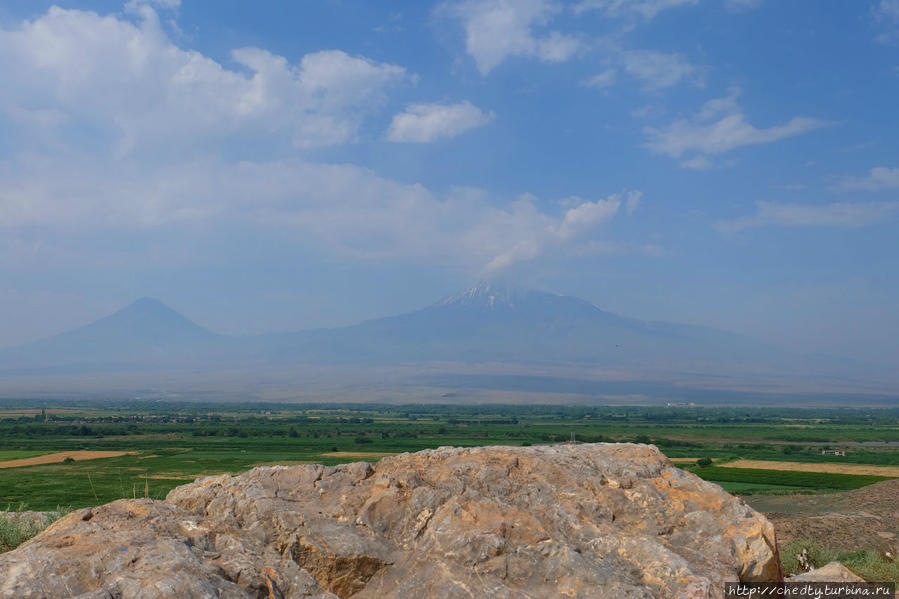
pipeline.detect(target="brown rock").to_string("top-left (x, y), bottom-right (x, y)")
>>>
top-left (0, 443), bottom-right (781, 598)
top-left (787, 561), bottom-right (865, 583)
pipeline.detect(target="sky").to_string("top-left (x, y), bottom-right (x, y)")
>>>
top-left (0, 0), bottom-right (897, 363)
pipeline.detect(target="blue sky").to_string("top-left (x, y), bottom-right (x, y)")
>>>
top-left (0, 0), bottom-right (897, 363)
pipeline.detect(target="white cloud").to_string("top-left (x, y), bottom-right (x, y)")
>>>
top-left (579, 68), bottom-right (617, 89)
top-left (0, 4), bottom-right (637, 279)
top-left (0, 6), bottom-right (409, 152)
top-left (581, 51), bottom-right (699, 92)
top-left (481, 192), bottom-right (630, 274)
top-left (444, 0), bottom-right (582, 74)
top-left (835, 167), bottom-right (899, 191)
top-left (573, 0), bottom-right (698, 18)
top-left (620, 49), bottom-right (700, 90)
top-left (0, 152), bottom-right (637, 275)
top-left (644, 89), bottom-right (832, 163)
top-left (386, 101), bottom-right (494, 143)
top-left (625, 190), bottom-right (642, 214)
top-left (717, 201), bottom-right (899, 232)
top-left (557, 195), bottom-right (621, 240)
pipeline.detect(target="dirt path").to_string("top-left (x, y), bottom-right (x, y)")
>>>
top-left (0, 451), bottom-right (136, 469)
top-left (720, 459), bottom-right (899, 477)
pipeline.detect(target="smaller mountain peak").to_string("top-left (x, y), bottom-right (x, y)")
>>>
top-left (119, 297), bottom-right (179, 315)
top-left (129, 297), bottom-right (168, 308)
top-left (109, 297), bottom-right (196, 325)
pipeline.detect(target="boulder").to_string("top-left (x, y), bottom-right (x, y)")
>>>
top-left (787, 561), bottom-right (865, 583)
top-left (0, 443), bottom-right (781, 598)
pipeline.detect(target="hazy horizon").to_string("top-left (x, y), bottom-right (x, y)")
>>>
top-left (1, 1), bottom-right (898, 369)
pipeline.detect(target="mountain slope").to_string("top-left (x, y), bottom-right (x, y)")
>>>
top-left (0, 298), bottom-right (229, 373)
top-left (263, 283), bottom-right (800, 375)
top-left (0, 285), bottom-right (868, 385)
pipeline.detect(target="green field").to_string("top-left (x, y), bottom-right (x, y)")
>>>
top-left (0, 450), bottom-right (47, 461)
top-left (0, 401), bottom-right (897, 510)
top-left (691, 466), bottom-right (892, 490)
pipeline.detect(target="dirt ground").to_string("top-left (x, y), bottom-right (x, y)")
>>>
top-left (722, 459), bottom-right (899, 477)
top-left (0, 451), bottom-right (135, 469)
top-left (746, 479), bottom-right (899, 554)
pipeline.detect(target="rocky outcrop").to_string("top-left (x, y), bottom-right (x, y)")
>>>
top-left (0, 443), bottom-right (781, 598)
top-left (787, 561), bottom-right (865, 583)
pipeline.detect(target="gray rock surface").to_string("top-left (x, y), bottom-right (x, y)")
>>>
top-left (0, 443), bottom-right (781, 598)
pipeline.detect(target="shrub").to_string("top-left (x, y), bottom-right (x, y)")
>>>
top-left (0, 507), bottom-right (70, 553)
top-left (696, 457), bottom-right (713, 467)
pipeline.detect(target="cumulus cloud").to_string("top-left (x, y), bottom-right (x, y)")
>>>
top-left (557, 195), bottom-right (622, 240)
top-left (644, 88), bottom-right (832, 165)
top-left (0, 152), bottom-right (638, 275)
top-left (0, 6), bottom-right (409, 152)
top-left (717, 201), bottom-right (899, 232)
top-left (834, 167), bottom-right (899, 191)
top-left (481, 192), bottom-right (634, 274)
top-left (386, 101), bottom-right (494, 142)
top-left (0, 4), bottom-right (644, 280)
top-left (443, 0), bottom-right (583, 74)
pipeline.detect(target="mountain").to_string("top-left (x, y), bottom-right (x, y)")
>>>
top-left (0, 284), bottom-right (882, 393)
top-left (264, 282), bottom-right (792, 374)
top-left (0, 298), bottom-right (228, 373)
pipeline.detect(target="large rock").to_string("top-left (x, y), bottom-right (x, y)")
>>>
top-left (0, 444), bottom-right (781, 598)
top-left (787, 562), bottom-right (865, 583)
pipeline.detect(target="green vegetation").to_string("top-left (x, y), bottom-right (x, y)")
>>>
top-left (691, 466), bottom-right (892, 490)
top-left (781, 539), bottom-right (899, 582)
top-left (0, 401), bottom-right (896, 510)
top-left (0, 505), bottom-right (70, 552)
top-left (0, 451), bottom-right (47, 461)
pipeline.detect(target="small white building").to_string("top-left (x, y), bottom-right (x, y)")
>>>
top-left (821, 449), bottom-right (846, 457)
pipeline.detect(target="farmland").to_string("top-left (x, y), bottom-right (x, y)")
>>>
top-left (0, 400), bottom-right (897, 511)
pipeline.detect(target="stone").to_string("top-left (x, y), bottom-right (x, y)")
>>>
top-left (0, 443), bottom-right (781, 598)
top-left (786, 561), bottom-right (865, 583)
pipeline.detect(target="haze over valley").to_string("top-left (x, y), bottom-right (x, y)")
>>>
top-left (1, 283), bottom-right (894, 405)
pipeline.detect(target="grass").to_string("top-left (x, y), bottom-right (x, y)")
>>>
top-left (781, 539), bottom-right (899, 583)
top-left (710, 481), bottom-right (814, 495)
top-left (0, 402), bottom-right (897, 509)
top-left (692, 466), bottom-right (893, 490)
top-left (0, 504), bottom-right (71, 553)
top-left (0, 451), bottom-right (48, 462)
